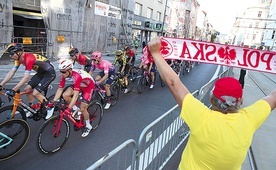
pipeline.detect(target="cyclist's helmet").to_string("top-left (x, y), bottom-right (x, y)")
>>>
top-left (124, 45), bottom-right (130, 51)
top-left (116, 50), bottom-right (123, 56)
top-left (59, 59), bottom-right (73, 70)
top-left (6, 43), bottom-right (23, 56)
top-left (91, 51), bottom-right (102, 60)
top-left (69, 47), bottom-right (79, 57)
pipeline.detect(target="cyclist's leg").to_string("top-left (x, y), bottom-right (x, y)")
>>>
top-left (150, 66), bottom-right (156, 89)
top-left (62, 85), bottom-right (74, 104)
top-left (80, 86), bottom-right (93, 137)
top-left (33, 72), bottom-right (56, 103)
top-left (105, 70), bottom-right (115, 108)
top-left (25, 74), bottom-right (40, 106)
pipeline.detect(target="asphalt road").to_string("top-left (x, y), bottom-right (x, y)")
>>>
top-left (0, 60), bottom-right (218, 169)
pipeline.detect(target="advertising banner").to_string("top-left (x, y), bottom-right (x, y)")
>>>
top-left (95, 1), bottom-right (121, 19)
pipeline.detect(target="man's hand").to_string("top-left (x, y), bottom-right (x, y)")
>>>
top-left (5, 89), bottom-right (15, 97)
top-left (47, 101), bottom-right (56, 108)
top-left (148, 37), bottom-right (162, 55)
top-left (64, 107), bottom-right (72, 115)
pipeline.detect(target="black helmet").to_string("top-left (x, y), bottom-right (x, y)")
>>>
top-left (6, 43), bottom-right (23, 56)
top-left (69, 47), bottom-right (79, 57)
top-left (124, 45), bottom-right (130, 51)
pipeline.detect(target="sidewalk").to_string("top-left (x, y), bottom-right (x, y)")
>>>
top-left (232, 68), bottom-right (276, 170)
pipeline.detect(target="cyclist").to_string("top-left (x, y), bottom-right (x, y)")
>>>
top-left (69, 47), bottom-right (92, 74)
top-left (113, 50), bottom-right (129, 94)
top-left (49, 59), bottom-right (95, 137)
top-left (138, 52), bottom-right (156, 89)
top-left (124, 45), bottom-right (136, 77)
top-left (0, 43), bottom-right (56, 118)
top-left (90, 51), bottom-right (115, 109)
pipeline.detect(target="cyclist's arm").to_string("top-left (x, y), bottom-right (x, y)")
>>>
top-left (148, 37), bottom-right (189, 107)
top-left (13, 71), bottom-right (31, 91)
top-left (53, 88), bottom-right (63, 102)
top-left (0, 68), bottom-right (17, 86)
top-left (98, 73), bottom-right (108, 84)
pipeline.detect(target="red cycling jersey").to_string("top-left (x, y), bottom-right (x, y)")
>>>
top-left (74, 54), bottom-right (92, 66)
top-left (126, 49), bottom-right (135, 58)
top-left (59, 69), bottom-right (95, 102)
top-left (14, 53), bottom-right (54, 73)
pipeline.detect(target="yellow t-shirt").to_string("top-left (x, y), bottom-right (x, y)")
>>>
top-left (179, 94), bottom-right (271, 170)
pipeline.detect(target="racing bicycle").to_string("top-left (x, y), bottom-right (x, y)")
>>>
top-left (36, 96), bottom-right (103, 154)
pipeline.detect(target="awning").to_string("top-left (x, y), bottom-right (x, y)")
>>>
top-left (13, 10), bottom-right (43, 20)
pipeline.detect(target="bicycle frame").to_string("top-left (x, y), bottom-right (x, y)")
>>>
top-left (54, 109), bottom-right (85, 136)
top-left (0, 89), bottom-right (36, 119)
top-left (0, 132), bottom-right (13, 148)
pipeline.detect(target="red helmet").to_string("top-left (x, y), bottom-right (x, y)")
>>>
top-left (91, 51), bottom-right (102, 60)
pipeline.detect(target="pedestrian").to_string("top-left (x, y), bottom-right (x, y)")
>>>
top-left (239, 68), bottom-right (246, 89)
top-left (148, 36), bottom-right (276, 170)
top-left (133, 39), bottom-right (139, 53)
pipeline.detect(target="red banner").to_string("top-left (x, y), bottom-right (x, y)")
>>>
top-left (143, 37), bottom-right (276, 74)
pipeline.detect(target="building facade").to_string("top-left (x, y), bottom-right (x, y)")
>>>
top-left (0, 0), bottom-right (135, 58)
top-left (132, 0), bottom-right (166, 48)
top-left (231, 0), bottom-right (274, 49)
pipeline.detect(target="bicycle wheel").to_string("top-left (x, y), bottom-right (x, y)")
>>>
top-left (110, 83), bottom-right (120, 106)
top-left (0, 105), bottom-right (27, 122)
top-left (137, 75), bottom-right (146, 93)
top-left (36, 115), bottom-right (70, 155)
top-left (87, 100), bottom-right (103, 130)
top-left (0, 119), bottom-right (30, 161)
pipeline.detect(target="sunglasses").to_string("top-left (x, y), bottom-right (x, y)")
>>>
top-left (60, 70), bottom-right (67, 74)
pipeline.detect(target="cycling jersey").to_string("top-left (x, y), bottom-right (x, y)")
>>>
top-left (59, 69), bottom-right (95, 102)
top-left (91, 59), bottom-right (115, 85)
top-left (14, 53), bottom-right (55, 74)
top-left (125, 49), bottom-right (135, 65)
top-left (74, 54), bottom-right (92, 67)
top-left (91, 59), bottom-right (115, 74)
top-left (113, 56), bottom-right (127, 66)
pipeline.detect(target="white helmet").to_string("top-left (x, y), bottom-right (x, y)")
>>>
top-left (59, 59), bottom-right (73, 70)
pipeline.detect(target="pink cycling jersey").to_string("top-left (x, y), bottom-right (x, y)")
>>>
top-left (59, 69), bottom-right (95, 102)
top-left (91, 59), bottom-right (114, 74)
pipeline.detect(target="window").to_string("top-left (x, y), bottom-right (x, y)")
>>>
top-left (156, 11), bottom-right (161, 21)
top-left (258, 11), bottom-right (262, 18)
top-left (147, 8), bottom-right (153, 19)
top-left (135, 3), bottom-right (142, 15)
top-left (272, 30), bottom-right (275, 39)
top-left (252, 34), bottom-right (256, 40)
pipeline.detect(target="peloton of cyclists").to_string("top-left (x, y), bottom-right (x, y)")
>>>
top-left (49, 59), bottom-right (95, 137)
top-left (113, 50), bottom-right (130, 94)
top-left (90, 51), bottom-right (116, 110)
top-left (0, 43), bottom-right (56, 119)
top-left (69, 47), bottom-right (93, 74)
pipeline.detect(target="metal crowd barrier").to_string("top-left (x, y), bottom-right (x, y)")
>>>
top-left (86, 69), bottom-right (256, 170)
